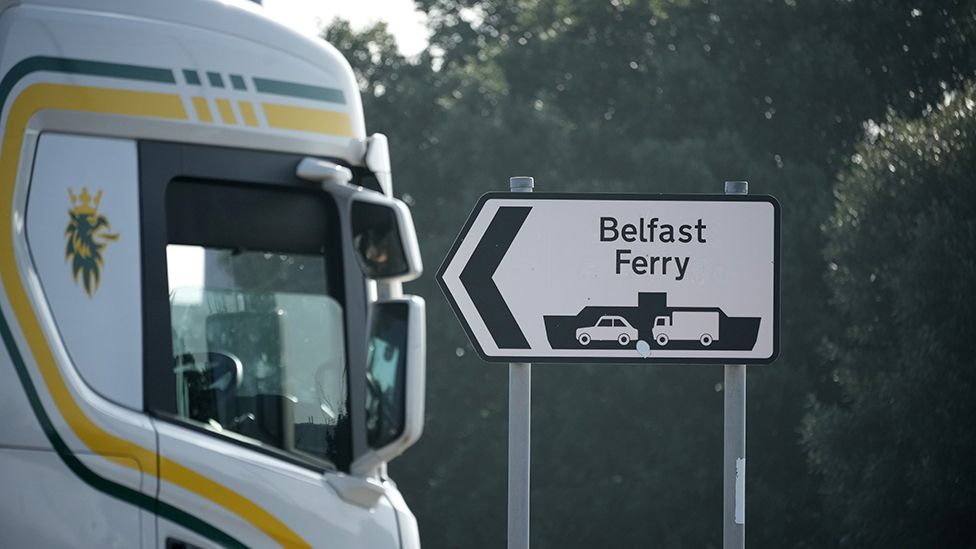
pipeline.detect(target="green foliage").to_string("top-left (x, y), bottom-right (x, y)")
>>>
top-left (803, 86), bottom-right (976, 547)
top-left (324, 2), bottom-right (976, 546)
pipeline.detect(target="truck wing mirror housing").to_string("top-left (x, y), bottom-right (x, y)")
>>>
top-left (350, 194), bottom-right (422, 282)
top-left (351, 296), bottom-right (426, 477)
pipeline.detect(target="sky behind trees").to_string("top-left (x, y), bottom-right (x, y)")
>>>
top-left (263, 0), bottom-right (430, 55)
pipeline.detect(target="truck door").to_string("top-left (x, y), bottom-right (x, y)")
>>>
top-left (139, 142), bottom-right (401, 548)
top-left (6, 133), bottom-right (155, 548)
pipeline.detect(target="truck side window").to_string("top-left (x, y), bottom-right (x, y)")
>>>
top-left (163, 179), bottom-right (348, 469)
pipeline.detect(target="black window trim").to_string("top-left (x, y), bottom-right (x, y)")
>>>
top-left (139, 141), bottom-right (365, 473)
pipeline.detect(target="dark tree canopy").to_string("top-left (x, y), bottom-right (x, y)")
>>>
top-left (324, 1), bottom-right (976, 547)
top-left (804, 85), bottom-right (976, 548)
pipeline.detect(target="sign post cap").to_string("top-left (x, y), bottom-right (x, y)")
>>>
top-left (724, 180), bottom-right (748, 195)
top-left (510, 176), bottom-right (534, 191)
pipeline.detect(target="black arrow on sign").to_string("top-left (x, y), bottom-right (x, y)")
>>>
top-left (458, 206), bottom-right (532, 349)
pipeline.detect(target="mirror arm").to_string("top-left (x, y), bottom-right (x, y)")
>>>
top-left (365, 133), bottom-right (393, 197)
top-left (327, 474), bottom-right (386, 508)
top-left (296, 157), bottom-right (353, 185)
top-left (350, 449), bottom-right (385, 478)
top-left (376, 281), bottom-right (403, 300)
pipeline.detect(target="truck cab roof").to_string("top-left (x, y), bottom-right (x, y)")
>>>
top-left (0, 0), bottom-right (367, 163)
top-left (0, 0), bottom-right (338, 69)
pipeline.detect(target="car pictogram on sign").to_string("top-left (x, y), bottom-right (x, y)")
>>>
top-left (575, 315), bottom-right (638, 346)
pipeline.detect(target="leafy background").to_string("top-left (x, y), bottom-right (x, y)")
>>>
top-left (324, 1), bottom-right (976, 546)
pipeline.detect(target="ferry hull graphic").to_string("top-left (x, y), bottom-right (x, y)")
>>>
top-left (544, 292), bottom-right (761, 351)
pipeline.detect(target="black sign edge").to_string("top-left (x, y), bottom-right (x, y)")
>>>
top-left (435, 195), bottom-right (498, 363)
top-left (439, 192), bottom-right (782, 365)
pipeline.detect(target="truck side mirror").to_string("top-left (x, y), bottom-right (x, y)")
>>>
top-left (350, 195), bottom-right (422, 282)
top-left (351, 296), bottom-right (426, 476)
top-left (295, 155), bottom-right (421, 282)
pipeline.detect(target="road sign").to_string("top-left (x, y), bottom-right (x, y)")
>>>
top-left (437, 193), bottom-right (780, 364)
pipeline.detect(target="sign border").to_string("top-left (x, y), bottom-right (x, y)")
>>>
top-left (436, 192), bottom-right (781, 365)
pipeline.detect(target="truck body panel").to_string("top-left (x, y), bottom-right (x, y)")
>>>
top-left (0, 1), bottom-right (421, 547)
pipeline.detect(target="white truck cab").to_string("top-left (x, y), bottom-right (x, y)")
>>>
top-left (0, 1), bottom-right (426, 547)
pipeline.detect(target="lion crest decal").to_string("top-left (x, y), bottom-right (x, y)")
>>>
top-left (65, 187), bottom-right (119, 296)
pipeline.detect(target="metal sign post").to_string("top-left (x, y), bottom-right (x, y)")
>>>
top-left (723, 180), bottom-right (747, 549)
top-left (508, 176), bottom-right (533, 549)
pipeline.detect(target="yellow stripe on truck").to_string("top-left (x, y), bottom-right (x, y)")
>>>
top-left (263, 102), bottom-right (353, 137)
top-left (191, 95), bottom-right (213, 123)
top-left (215, 98), bottom-right (236, 124)
top-left (0, 83), bottom-right (312, 549)
top-left (238, 100), bottom-right (258, 127)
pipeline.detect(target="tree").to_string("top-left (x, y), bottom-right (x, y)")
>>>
top-left (803, 84), bottom-right (976, 547)
top-left (324, 2), bottom-right (976, 546)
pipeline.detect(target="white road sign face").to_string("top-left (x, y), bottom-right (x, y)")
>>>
top-left (437, 193), bottom-right (780, 364)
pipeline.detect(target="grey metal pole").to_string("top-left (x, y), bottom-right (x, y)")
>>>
top-left (508, 176), bottom-right (533, 549)
top-left (724, 180), bottom-right (748, 549)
